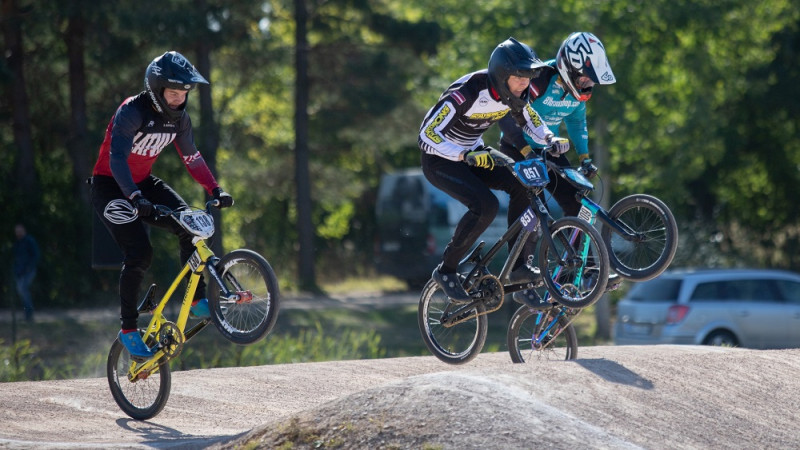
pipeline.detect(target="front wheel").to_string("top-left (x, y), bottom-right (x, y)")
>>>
top-left (418, 278), bottom-right (487, 365)
top-left (602, 194), bottom-right (678, 281)
top-left (507, 305), bottom-right (578, 362)
top-left (539, 216), bottom-right (609, 309)
top-left (107, 334), bottom-right (171, 420)
top-left (209, 249), bottom-right (280, 345)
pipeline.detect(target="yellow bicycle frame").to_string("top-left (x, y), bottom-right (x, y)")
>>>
top-left (126, 238), bottom-right (216, 381)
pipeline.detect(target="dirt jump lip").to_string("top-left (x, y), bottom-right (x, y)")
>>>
top-left (1, 345), bottom-right (797, 449)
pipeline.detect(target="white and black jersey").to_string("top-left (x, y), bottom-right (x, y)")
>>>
top-left (418, 70), bottom-right (552, 161)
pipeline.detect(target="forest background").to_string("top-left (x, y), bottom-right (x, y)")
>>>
top-left (1, 0), bottom-right (799, 340)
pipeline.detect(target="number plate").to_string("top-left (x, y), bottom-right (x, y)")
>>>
top-left (513, 159), bottom-right (549, 187)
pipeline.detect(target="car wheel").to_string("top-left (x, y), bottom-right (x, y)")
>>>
top-left (703, 330), bottom-right (738, 347)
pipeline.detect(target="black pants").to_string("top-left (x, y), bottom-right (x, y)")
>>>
top-left (498, 143), bottom-right (581, 217)
top-left (421, 152), bottom-right (534, 274)
top-left (90, 175), bottom-right (206, 330)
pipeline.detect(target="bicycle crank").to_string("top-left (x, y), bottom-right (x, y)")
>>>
top-left (441, 275), bottom-right (504, 326)
top-left (157, 322), bottom-right (185, 361)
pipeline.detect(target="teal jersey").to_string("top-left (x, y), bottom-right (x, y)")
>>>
top-left (524, 61), bottom-right (588, 157)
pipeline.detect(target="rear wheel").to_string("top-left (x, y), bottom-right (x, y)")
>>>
top-left (703, 330), bottom-right (738, 347)
top-left (602, 194), bottom-right (678, 281)
top-left (507, 306), bottom-right (577, 363)
top-left (418, 279), bottom-right (487, 365)
top-left (107, 334), bottom-right (171, 420)
top-left (209, 249), bottom-right (280, 345)
top-left (539, 217), bottom-right (609, 309)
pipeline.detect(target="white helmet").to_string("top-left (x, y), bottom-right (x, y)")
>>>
top-left (556, 32), bottom-right (615, 102)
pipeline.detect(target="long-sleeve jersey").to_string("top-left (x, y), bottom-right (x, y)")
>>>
top-left (418, 70), bottom-right (553, 161)
top-left (499, 61), bottom-right (589, 157)
top-left (92, 92), bottom-right (218, 199)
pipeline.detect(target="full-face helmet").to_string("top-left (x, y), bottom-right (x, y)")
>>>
top-left (556, 32), bottom-right (616, 102)
top-left (144, 51), bottom-right (209, 122)
top-left (488, 37), bottom-right (547, 111)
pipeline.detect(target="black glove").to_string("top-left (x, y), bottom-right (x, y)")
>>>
top-left (580, 158), bottom-right (598, 179)
top-left (213, 187), bottom-right (234, 208)
top-left (131, 195), bottom-right (154, 218)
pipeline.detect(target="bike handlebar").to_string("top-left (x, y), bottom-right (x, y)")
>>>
top-left (152, 200), bottom-right (221, 218)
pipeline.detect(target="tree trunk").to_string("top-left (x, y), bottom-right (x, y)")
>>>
top-left (593, 116), bottom-right (612, 341)
top-left (2, 0), bottom-right (38, 199)
top-left (64, 7), bottom-right (92, 207)
top-left (194, 39), bottom-right (224, 255)
top-left (294, 0), bottom-right (316, 290)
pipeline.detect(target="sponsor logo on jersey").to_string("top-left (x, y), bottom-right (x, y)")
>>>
top-left (542, 97), bottom-right (579, 108)
top-left (425, 104), bottom-right (451, 144)
top-left (467, 109), bottom-right (509, 121)
top-left (104, 199), bottom-right (138, 224)
top-left (525, 104), bottom-right (543, 127)
top-left (131, 132), bottom-right (176, 157)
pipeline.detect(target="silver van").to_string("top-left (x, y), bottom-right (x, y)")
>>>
top-left (615, 268), bottom-right (800, 349)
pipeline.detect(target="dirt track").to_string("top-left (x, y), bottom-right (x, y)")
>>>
top-left (1, 345), bottom-right (799, 449)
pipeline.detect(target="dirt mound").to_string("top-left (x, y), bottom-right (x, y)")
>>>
top-left (215, 346), bottom-right (800, 449)
top-left (2, 345), bottom-right (800, 449)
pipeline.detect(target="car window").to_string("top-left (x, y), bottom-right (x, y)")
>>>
top-left (775, 279), bottom-right (800, 304)
top-left (626, 278), bottom-right (681, 302)
top-left (691, 279), bottom-right (782, 303)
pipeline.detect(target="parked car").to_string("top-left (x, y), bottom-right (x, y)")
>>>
top-left (615, 268), bottom-right (800, 349)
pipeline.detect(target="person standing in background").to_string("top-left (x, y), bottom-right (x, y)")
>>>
top-left (13, 223), bottom-right (39, 322)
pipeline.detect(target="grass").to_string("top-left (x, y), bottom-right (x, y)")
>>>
top-left (0, 277), bottom-right (610, 382)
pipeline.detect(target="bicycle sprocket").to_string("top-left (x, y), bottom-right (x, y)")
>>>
top-left (473, 275), bottom-right (504, 315)
top-left (157, 322), bottom-right (185, 360)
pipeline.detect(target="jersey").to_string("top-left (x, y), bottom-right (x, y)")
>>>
top-left (499, 61), bottom-right (589, 158)
top-left (418, 70), bottom-right (553, 161)
top-left (92, 92), bottom-right (218, 199)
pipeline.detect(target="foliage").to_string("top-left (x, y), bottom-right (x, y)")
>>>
top-left (0, 0), bottom-right (799, 313)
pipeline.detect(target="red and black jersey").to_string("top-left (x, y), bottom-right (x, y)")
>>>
top-left (92, 92), bottom-right (218, 199)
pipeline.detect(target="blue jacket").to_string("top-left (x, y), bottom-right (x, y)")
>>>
top-left (13, 234), bottom-right (39, 277)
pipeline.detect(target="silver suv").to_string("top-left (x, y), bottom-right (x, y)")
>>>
top-left (615, 269), bottom-right (800, 348)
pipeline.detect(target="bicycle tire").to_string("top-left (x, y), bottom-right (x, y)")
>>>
top-left (602, 194), bottom-right (678, 281)
top-left (209, 249), bottom-right (280, 345)
top-left (507, 305), bottom-right (578, 362)
top-left (418, 278), bottom-right (487, 365)
top-left (539, 216), bottom-right (609, 309)
top-left (107, 334), bottom-right (171, 420)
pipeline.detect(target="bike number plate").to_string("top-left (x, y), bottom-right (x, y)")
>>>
top-left (513, 159), bottom-right (549, 187)
top-left (520, 207), bottom-right (538, 232)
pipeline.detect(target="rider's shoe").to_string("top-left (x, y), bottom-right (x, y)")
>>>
top-left (190, 298), bottom-right (211, 318)
top-left (119, 330), bottom-right (156, 359)
top-left (512, 289), bottom-right (551, 309)
top-left (432, 265), bottom-right (471, 304)
top-left (509, 264), bottom-right (543, 286)
top-left (581, 268), bottom-right (622, 292)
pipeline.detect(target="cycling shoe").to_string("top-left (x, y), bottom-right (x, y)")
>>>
top-left (190, 298), bottom-right (211, 318)
top-left (119, 330), bottom-right (155, 359)
top-left (509, 264), bottom-right (543, 286)
top-left (512, 289), bottom-right (551, 309)
top-left (432, 266), bottom-right (471, 304)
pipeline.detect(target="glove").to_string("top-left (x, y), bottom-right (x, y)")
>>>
top-left (580, 157), bottom-right (598, 179)
top-left (545, 135), bottom-right (570, 156)
top-left (213, 187), bottom-right (234, 208)
top-left (464, 147), bottom-right (514, 170)
top-left (131, 195), bottom-right (154, 218)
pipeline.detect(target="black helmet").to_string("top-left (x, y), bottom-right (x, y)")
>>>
top-left (487, 37), bottom-right (547, 110)
top-left (144, 51), bottom-right (209, 122)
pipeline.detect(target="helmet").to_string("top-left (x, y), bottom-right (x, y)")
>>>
top-left (488, 37), bottom-right (547, 111)
top-left (144, 51), bottom-right (209, 122)
top-left (556, 32), bottom-right (615, 102)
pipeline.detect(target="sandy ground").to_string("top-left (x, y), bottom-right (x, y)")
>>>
top-left (1, 345), bottom-right (800, 449)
